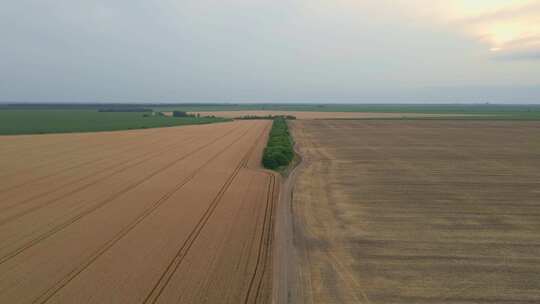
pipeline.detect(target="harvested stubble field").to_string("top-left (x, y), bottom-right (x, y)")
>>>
top-left (288, 120), bottom-right (540, 304)
top-left (0, 120), bottom-right (278, 304)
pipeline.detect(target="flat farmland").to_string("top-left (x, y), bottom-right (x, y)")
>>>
top-left (288, 120), bottom-right (540, 303)
top-left (0, 120), bottom-right (277, 304)
top-left (0, 109), bottom-right (229, 135)
top-left (186, 111), bottom-right (475, 120)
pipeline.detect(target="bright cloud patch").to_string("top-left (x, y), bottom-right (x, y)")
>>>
top-left (452, 0), bottom-right (540, 59)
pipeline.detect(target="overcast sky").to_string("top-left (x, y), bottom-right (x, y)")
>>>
top-left (1, 0), bottom-right (540, 103)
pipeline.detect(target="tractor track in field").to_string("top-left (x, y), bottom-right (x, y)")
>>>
top-left (0, 130), bottom-right (163, 182)
top-left (0, 125), bottom-right (242, 221)
top-left (31, 124), bottom-right (261, 304)
top-left (0, 133), bottom-right (170, 195)
top-left (0, 132), bottom-right (202, 209)
top-left (0, 120), bottom-right (281, 304)
top-left (244, 171), bottom-right (277, 304)
top-left (0, 124), bottom-right (250, 265)
top-left (0, 135), bottom-right (167, 194)
top-left (0, 127), bottom-right (163, 157)
top-left (143, 123), bottom-right (271, 304)
top-left (0, 137), bottom-right (81, 155)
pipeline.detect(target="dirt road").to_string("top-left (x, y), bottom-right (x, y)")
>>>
top-left (0, 120), bottom-right (278, 304)
top-left (287, 120), bottom-right (540, 304)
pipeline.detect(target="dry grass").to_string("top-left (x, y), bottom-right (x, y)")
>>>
top-left (289, 120), bottom-right (540, 304)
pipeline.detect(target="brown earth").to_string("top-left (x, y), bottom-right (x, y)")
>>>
top-left (285, 120), bottom-right (540, 304)
top-left (187, 111), bottom-right (477, 120)
top-left (0, 120), bottom-right (278, 304)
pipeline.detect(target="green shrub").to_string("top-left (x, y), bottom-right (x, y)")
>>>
top-left (172, 111), bottom-right (188, 117)
top-left (262, 153), bottom-right (279, 169)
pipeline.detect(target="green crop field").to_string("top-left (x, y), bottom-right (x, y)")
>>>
top-left (1, 103), bottom-right (538, 135)
top-left (0, 110), bottom-right (230, 135)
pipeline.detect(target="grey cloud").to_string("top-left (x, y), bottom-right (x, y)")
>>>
top-left (494, 51), bottom-right (540, 61)
top-left (1, 1), bottom-right (540, 103)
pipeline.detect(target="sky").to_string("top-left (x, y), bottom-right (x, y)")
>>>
top-left (1, 0), bottom-right (540, 103)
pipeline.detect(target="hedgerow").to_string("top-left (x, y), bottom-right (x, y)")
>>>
top-left (262, 118), bottom-right (294, 170)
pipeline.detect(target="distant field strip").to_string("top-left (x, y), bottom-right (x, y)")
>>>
top-left (289, 120), bottom-right (540, 304)
top-left (0, 110), bottom-right (229, 135)
top-left (190, 110), bottom-right (483, 120)
top-left (0, 121), bottom-right (278, 304)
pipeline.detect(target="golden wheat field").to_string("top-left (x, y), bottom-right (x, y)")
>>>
top-left (0, 120), bottom-right (278, 304)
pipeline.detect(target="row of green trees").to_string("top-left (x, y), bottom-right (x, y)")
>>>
top-left (262, 118), bottom-right (294, 170)
top-left (98, 108), bottom-right (152, 112)
top-left (237, 115), bottom-right (296, 120)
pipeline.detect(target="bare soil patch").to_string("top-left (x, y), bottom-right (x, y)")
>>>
top-left (287, 120), bottom-right (540, 303)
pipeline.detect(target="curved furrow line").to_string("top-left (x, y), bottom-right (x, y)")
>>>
top-left (0, 130), bottom-right (161, 181)
top-left (143, 123), bottom-right (269, 304)
top-left (33, 124), bottom-right (257, 304)
top-left (0, 132), bottom-right (201, 210)
top-left (0, 137), bottom-right (81, 156)
top-left (254, 174), bottom-right (278, 303)
top-left (0, 124), bottom-right (246, 265)
top-left (0, 156), bottom-right (119, 194)
top-left (242, 175), bottom-right (273, 304)
top-left (0, 123), bottom-right (233, 210)
top-left (0, 126), bottom-right (164, 158)
top-left (0, 131), bottom-right (170, 194)
top-left (0, 137), bottom-right (100, 162)
top-left (0, 133), bottom-right (207, 225)
top-left (244, 172), bottom-right (277, 304)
